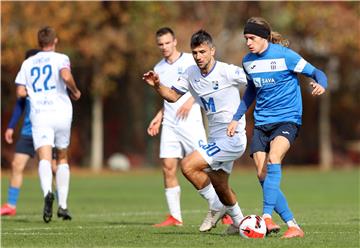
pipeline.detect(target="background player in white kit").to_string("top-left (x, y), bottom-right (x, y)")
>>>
top-left (15, 26), bottom-right (81, 223)
top-left (144, 30), bottom-right (247, 234)
top-left (148, 27), bottom-right (229, 227)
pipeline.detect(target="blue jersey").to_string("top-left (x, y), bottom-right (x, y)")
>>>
top-left (21, 99), bottom-right (32, 136)
top-left (242, 43), bottom-right (315, 126)
top-left (7, 98), bottom-right (32, 136)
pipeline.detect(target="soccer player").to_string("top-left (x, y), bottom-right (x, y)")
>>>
top-left (227, 17), bottom-right (328, 238)
top-left (1, 49), bottom-right (43, 216)
top-left (147, 27), bottom-right (208, 227)
top-left (15, 26), bottom-right (81, 223)
top-left (144, 30), bottom-right (248, 234)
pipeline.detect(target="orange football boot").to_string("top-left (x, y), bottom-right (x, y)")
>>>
top-left (0, 204), bottom-right (16, 216)
top-left (264, 217), bottom-right (280, 234)
top-left (221, 214), bottom-right (233, 225)
top-left (281, 226), bottom-right (304, 238)
top-left (153, 215), bottom-right (183, 227)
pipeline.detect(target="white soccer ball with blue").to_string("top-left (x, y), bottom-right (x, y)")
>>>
top-left (239, 215), bottom-right (267, 239)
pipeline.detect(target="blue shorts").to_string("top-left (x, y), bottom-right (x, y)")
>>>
top-left (250, 122), bottom-right (300, 156)
top-left (14, 135), bottom-right (57, 159)
top-left (15, 135), bottom-right (35, 157)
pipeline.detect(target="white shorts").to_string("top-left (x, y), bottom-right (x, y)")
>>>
top-left (197, 131), bottom-right (247, 174)
top-left (31, 114), bottom-right (72, 150)
top-left (160, 121), bottom-right (207, 159)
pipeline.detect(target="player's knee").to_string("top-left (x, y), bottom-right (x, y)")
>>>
top-left (162, 164), bottom-right (176, 177)
top-left (11, 160), bottom-right (25, 174)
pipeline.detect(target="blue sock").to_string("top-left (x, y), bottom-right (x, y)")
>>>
top-left (263, 164), bottom-right (281, 215)
top-left (260, 169), bottom-right (294, 222)
top-left (275, 190), bottom-right (294, 222)
top-left (8, 187), bottom-right (20, 206)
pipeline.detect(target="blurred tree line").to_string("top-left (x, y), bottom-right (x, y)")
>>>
top-left (1, 2), bottom-right (359, 169)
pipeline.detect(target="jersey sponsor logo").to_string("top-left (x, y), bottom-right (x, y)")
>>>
top-left (253, 77), bottom-right (275, 87)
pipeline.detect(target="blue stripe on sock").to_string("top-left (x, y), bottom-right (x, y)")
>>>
top-left (263, 164), bottom-right (281, 215)
top-left (8, 187), bottom-right (20, 206)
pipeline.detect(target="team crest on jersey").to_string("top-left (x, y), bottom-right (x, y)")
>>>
top-left (177, 67), bottom-right (185, 74)
top-left (270, 61), bottom-right (277, 70)
top-left (212, 81), bottom-right (219, 90)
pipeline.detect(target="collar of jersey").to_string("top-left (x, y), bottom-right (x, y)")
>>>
top-left (201, 61), bottom-right (217, 78)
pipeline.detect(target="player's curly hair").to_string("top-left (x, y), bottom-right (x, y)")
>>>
top-left (246, 17), bottom-right (290, 47)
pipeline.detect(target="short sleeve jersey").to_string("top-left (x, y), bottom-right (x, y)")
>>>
top-left (154, 53), bottom-right (202, 127)
top-left (173, 61), bottom-right (247, 137)
top-left (15, 51), bottom-right (73, 121)
top-left (242, 43), bottom-right (316, 126)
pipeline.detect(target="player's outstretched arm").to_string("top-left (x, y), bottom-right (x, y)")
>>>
top-left (60, 68), bottom-right (81, 101)
top-left (143, 70), bottom-right (182, 103)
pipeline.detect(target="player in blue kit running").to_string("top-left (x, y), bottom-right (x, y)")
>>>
top-left (227, 17), bottom-right (328, 238)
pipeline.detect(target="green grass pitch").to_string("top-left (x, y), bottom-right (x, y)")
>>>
top-left (1, 168), bottom-right (359, 248)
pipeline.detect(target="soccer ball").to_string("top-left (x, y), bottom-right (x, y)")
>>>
top-left (239, 215), bottom-right (267, 239)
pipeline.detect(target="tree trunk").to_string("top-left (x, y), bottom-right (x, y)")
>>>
top-left (91, 94), bottom-right (104, 171)
top-left (319, 57), bottom-right (338, 170)
top-left (319, 91), bottom-right (332, 170)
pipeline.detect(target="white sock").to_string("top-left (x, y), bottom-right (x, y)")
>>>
top-left (226, 202), bottom-right (244, 226)
top-left (198, 183), bottom-right (223, 211)
top-left (56, 164), bottom-right (70, 209)
top-left (165, 186), bottom-right (182, 222)
top-left (262, 213), bottom-right (272, 219)
top-left (38, 160), bottom-right (53, 197)
top-left (287, 218), bottom-right (300, 228)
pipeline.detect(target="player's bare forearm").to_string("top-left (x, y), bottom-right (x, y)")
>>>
top-left (143, 70), bottom-right (181, 102)
top-left (155, 84), bottom-right (181, 103)
top-left (61, 68), bottom-right (81, 100)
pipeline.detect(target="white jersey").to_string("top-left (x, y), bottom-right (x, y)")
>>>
top-left (174, 61), bottom-right (247, 138)
top-left (15, 51), bottom-right (73, 124)
top-left (154, 53), bottom-right (203, 127)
